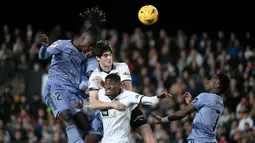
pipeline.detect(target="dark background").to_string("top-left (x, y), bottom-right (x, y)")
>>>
top-left (0, 0), bottom-right (254, 35)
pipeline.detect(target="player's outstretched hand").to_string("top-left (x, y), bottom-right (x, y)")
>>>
top-left (156, 92), bottom-right (172, 99)
top-left (72, 102), bottom-right (84, 109)
top-left (111, 101), bottom-right (126, 111)
top-left (182, 92), bottom-right (192, 104)
top-left (92, 76), bottom-right (104, 86)
top-left (151, 112), bottom-right (162, 124)
top-left (39, 33), bottom-right (49, 46)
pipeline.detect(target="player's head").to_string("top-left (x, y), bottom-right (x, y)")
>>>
top-left (204, 73), bottom-right (230, 94)
top-left (92, 40), bottom-right (113, 67)
top-left (104, 73), bottom-right (121, 98)
top-left (78, 6), bottom-right (106, 53)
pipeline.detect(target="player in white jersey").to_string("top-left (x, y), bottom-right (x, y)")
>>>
top-left (85, 40), bottom-right (158, 143)
top-left (73, 73), bottom-right (171, 143)
top-left (99, 74), bottom-right (171, 143)
top-left (152, 73), bottom-right (230, 143)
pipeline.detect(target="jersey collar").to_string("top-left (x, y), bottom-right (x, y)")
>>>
top-left (98, 63), bottom-right (116, 73)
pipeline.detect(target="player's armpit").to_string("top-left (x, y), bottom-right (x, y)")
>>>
top-left (121, 80), bottom-right (132, 90)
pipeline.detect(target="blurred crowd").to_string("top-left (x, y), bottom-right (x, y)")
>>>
top-left (0, 24), bottom-right (255, 143)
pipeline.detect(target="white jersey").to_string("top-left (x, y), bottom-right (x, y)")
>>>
top-left (88, 62), bottom-right (131, 90)
top-left (98, 88), bottom-right (141, 143)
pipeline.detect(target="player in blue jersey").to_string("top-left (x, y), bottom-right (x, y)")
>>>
top-left (152, 73), bottom-right (230, 143)
top-left (79, 56), bottom-right (99, 100)
top-left (38, 7), bottom-right (108, 143)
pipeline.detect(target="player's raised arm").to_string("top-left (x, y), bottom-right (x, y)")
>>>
top-left (152, 103), bottom-right (197, 124)
top-left (89, 90), bottom-right (126, 110)
top-left (130, 91), bottom-right (172, 106)
top-left (152, 92), bottom-right (201, 123)
top-left (38, 33), bottom-right (61, 59)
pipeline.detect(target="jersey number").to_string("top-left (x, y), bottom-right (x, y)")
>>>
top-left (213, 110), bottom-right (220, 131)
top-left (101, 109), bottom-right (109, 116)
top-left (54, 92), bottom-right (62, 100)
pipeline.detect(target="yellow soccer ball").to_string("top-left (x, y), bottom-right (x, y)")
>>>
top-left (138, 5), bottom-right (159, 25)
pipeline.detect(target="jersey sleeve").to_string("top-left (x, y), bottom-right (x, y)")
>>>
top-left (126, 91), bottom-right (143, 108)
top-left (85, 57), bottom-right (99, 77)
top-left (119, 63), bottom-right (132, 82)
top-left (130, 106), bottom-right (147, 129)
top-left (79, 57), bottom-right (99, 90)
top-left (79, 76), bottom-right (89, 90)
top-left (38, 40), bottom-right (61, 59)
top-left (88, 71), bottom-right (103, 90)
top-left (191, 93), bottom-right (208, 110)
top-left (97, 89), bottom-right (106, 100)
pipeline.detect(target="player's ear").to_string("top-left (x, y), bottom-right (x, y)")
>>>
top-left (215, 81), bottom-right (220, 88)
top-left (96, 56), bottom-right (100, 61)
top-left (81, 36), bottom-right (86, 40)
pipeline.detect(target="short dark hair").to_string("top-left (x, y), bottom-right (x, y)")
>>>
top-left (218, 73), bottom-right (230, 94)
top-left (105, 73), bottom-right (121, 83)
top-left (92, 40), bottom-right (112, 57)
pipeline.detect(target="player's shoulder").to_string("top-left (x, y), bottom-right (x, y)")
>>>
top-left (195, 92), bottom-right (210, 101)
top-left (98, 88), bottom-right (107, 99)
top-left (198, 92), bottom-right (221, 103)
top-left (198, 92), bottom-right (210, 97)
top-left (123, 89), bottom-right (134, 94)
top-left (86, 57), bottom-right (99, 69)
top-left (88, 68), bottom-right (100, 78)
top-left (49, 39), bottom-right (70, 48)
top-left (54, 39), bottom-right (69, 44)
top-left (113, 62), bottom-right (128, 68)
top-left (91, 67), bottom-right (101, 75)
top-left (98, 88), bottom-right (106, 95)
top-left (122, 90), bottom-right (138, 97)
top-left (87, 57), bottom-right (97, 62)
top-left (113, 62), bottom-right (130, 75)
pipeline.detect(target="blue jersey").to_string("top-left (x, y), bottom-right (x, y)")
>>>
top-left (79, 57), bottom-right (99, 100)
top-left (39, 40), bottom-right (86, 93)
top-left (187, 92), bottom-right (224, 142)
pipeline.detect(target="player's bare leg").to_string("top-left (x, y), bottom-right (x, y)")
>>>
top-left (73, 111), bottom-right (91, 139)
top-left (84, 134), bottom-right (102, 143)
top-left (136, 124), bottom-right (157, 143)
top-left (58, 109), bottom-right (84, 143)
top-left (130, 106), bottom-right (157, 143)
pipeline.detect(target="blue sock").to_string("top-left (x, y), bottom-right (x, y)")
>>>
top-left (65, 124), bottom-right (84, 143)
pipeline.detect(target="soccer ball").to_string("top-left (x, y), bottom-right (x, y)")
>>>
top-left (138, 5), bottom-right (159, 25)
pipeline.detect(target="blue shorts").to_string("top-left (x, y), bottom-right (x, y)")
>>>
top-left (188, 140), bottom-right (217, 143)
top-left (43, 81), bottom-right (83, 118)
top-left (88, 110), bottom-right (104, 136)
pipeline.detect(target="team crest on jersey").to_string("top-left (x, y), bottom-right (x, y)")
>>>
top-left (123, 72), bottom-right (130, 76)
top-left (101, 110), bottom-right (109, 116)
top-left (50, 42), bottom-right (58, 48)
